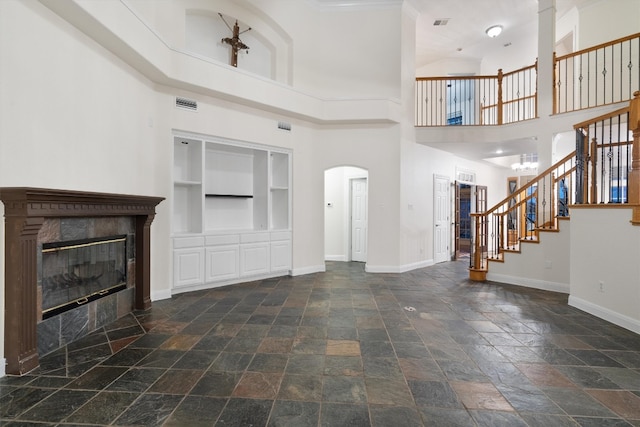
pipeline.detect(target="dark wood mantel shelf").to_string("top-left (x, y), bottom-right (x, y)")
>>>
top-left (0, 187), bottom-right (164, 375)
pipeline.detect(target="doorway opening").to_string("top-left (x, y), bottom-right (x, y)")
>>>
top-left (454, 182), bottom-right (487, 260)
top-left (324, 166), bottom-right (368, 263)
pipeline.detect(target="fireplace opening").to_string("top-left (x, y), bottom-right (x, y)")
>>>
top-left (42, 234), bottom-right (128, 319)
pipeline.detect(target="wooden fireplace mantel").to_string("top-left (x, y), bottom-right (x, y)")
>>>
top-left (0, 187), bottom-right (164, 375)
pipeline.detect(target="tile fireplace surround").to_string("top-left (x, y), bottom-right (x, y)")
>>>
top-left (0, 188), bottom-right (163, 375)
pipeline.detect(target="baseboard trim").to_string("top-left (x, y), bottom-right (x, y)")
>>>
top-left (365, 259), bottom-right (434, 274)
top-left (325, 255), bottom-right (347, 262)
top-left (569, 295), bottom-right (640, 335)
top-left (291, 265), bottom-right (326, 276)
top-left (486, 273), bottom-right (569, 294)
top-left (151, 289), bottom-right (172, 301)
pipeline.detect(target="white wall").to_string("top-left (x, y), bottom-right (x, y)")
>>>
top-left (578, 0), bottom-right (640, 49)
top-left (569, 207), bottom-right (640, 333)
top-left (324, 167), bottom-right (368, 262)
top-left (487, 219), bottom-right (571, 293)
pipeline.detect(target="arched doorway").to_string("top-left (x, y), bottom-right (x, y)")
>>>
top-left (324, 166), bottom-right (369, 263)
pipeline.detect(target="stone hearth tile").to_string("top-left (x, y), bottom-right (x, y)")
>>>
top-left (173, 350), bottom-right (219, 370)
top-left (324, 356), bottom-right (363, 376)
top-left (113, 393), bottom-right (182, 426)
top-left (0, 387), bottom-right (54, 418)
top-left (248, 353), bottom-right (288, 373)
top-left (165, 395), bottom-right (227, 426)
top-left (149, 320), bottom-right (189, 334)
top-left (363, 357), bottom-right (404, 379)
top-left (398, 357), bottom-right (445, 381)
top-left (369, 405), bottom-right (423, 427)
top-left (136, 349), bottom-right (185, 368)
top-left (365, 377), bottom-right (414, 406)
top-left (326, 340), bottom-right (361, 356)
top-left (106, 367), bottom-right (165, 392)
top-left (516, 363), bottom-right (576, 388)
top-left (18, 389), bottom-right (96, 423)
top-left (258, 337), bottom-right (294, 353)
top-left (65, 366), bottom-right (128, 390)
top-left (268, 400), bottom-right (320, 427)
top-left (321, 376), bottom-right (367, 403)
top-left (109, 336), bottom-right (139, 353)
top-left (209, 352), bottom-right (253, 372)
top-left (149, 369), bottom-right (203, 394)
top-left (587, 389), bottom-right (640, 419)
top-left (232, 372), bottom-right (282, 399)
top-left (408, 380), bottom-right (463, 409)
top-left (190, 371), bottom-right (242, 397)
top-left (216, 398), bottom-right (273, 427)
top-left (450, 380), bottom-right (514, 411)
top-left (278, 374), bottom-right (323, 401)
top-left (320, 402), bottom-right (370, 427)
top-left (292, 338), bottom-right (327, 354)
top-left (65, 390), bottom-right (138, 425)
top-left (159, 334), bottom-right (200, 351)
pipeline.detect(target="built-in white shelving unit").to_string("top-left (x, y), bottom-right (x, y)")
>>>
top-left (172, 132), bottom-right (292, 292)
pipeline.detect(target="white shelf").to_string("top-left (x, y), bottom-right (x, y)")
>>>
top-left (175, 180), bottom-right (201, 186)
top-left (172, 132), bottom-right (292, 291)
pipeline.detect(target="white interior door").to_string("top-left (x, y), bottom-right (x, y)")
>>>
top-left (434, 175), bottom-right (450, 263)
top-left (350, 178), bottom-right (367, 262)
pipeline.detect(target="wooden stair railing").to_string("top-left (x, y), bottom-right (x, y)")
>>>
top-left (470, 92), bottom-right (640, 281)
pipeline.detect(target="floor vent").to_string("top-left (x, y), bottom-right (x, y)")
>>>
top-left (278, 121), bottom-right (292, 131)
top-left (176, 97), bottom-right (198, 111)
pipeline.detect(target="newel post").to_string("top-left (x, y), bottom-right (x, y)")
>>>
top-left (629, 91), bottom-right (640, 223)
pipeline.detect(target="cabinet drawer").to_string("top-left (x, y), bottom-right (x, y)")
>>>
top-left (270, 231), bottom-right (291, 241)
top-left (240, 232), bottom-right (270, 244)
top-left (173, 236), bottom-right (205, 249)
top-left (206, 234), bottom-right (240, 246)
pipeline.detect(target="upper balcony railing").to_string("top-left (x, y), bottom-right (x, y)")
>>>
top-left (416, 32), bottom-right (640, 127)
top-left (554, 32), bottom-right (640, 114)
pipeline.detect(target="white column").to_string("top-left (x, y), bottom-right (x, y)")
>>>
top-left (537, 0), bottom-right (557, 169)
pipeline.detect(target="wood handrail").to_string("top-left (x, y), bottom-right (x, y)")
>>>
top-left (573, 106), bottom-right (630, 130)
top-left (480, 150), bottom-right (577, 216)
top-left (556, 32), bottom-right (640, 62)
top-left (502, 63), bottom-right (537, 78)
top-left (416, 75), bottom-right (497, 82)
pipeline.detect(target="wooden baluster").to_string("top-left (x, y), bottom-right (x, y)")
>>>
top-left (497, 69), bottom-right (504, 125)
top-left (552, 53), bottom-right (557, 115)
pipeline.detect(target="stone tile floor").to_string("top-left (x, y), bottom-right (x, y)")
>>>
top-left (1, 260), bottom-right (640, 426)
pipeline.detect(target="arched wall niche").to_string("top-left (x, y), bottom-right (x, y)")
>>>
top-left (183, 0), bottom-right (293, 84)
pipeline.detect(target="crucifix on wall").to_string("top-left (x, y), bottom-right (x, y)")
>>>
top-left (219, 13), bottom-right (251, 67)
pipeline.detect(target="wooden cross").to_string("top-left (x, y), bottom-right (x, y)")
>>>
top-left (219, 14), bottom-right (251, 67)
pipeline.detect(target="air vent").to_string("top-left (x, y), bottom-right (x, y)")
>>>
top-left (278, 121), bottom-right (292, 131)
top-left (433, 18), bottom-right (449, 26)
top-left (175, 97), bottom-right (198, 111)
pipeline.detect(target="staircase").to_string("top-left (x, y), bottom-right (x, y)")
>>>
top-left (469, 93), bottom-right (640, 281)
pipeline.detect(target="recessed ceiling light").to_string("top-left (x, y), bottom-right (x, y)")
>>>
top-left (486, 25), bottom-right (503, 38)
top-left (496, 149), bottom-right (503, 154)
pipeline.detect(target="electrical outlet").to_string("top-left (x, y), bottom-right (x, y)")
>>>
top-left (545, 260), bottom-right (552, 269)
top-left (599, 281), bottom-right (604, 292)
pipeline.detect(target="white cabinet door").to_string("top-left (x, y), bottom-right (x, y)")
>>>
top-left (240, 243), bottom-right (270, 277)
top-left (270, 240), bottom-right (291, 272)
top-left (174, 248), bottom-right (205, 288)
top-left (206, 245), bottom-right (239, 282)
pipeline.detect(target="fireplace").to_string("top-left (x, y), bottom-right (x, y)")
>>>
top-left (1, 187), bottom-right (164, 375)
top-left (41, 235), bottom-right (128, 319)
